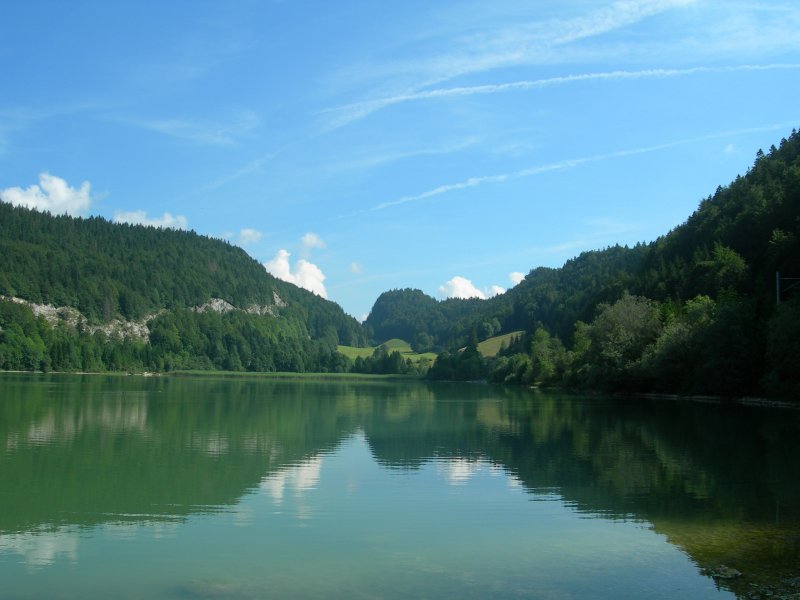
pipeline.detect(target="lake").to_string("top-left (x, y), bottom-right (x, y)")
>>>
top-left (1, 373), bottom-right (798, 599)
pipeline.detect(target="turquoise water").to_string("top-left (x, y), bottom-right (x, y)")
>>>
top-left (1, 373), bottom-right (798, 598)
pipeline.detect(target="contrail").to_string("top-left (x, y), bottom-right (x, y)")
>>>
top-left (370, 121), bottom-right (799, 212)
top-left (324, 64), bottom-right (800, 129)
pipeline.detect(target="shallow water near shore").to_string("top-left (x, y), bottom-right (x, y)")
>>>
top-left (1, 372), bottom-right (798, 599)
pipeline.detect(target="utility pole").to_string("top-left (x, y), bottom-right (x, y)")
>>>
top-left (776, 272), bottom-right (800, 304)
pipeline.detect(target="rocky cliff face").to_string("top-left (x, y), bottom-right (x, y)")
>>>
top-left (1, 294), bottom-right (285, 342)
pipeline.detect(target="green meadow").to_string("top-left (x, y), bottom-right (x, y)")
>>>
top-left (476, 331), bottom-right (524, 357)
top-left (339, 332), bottom-right (527, 366)
top-left (337, 338), bottom-right (437, 365)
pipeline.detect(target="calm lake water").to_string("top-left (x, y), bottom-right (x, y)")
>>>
top-left (1, 373), bottom-right (799, 599)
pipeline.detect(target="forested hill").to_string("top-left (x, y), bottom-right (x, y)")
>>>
top-left (3, 128), bottom-right (799, 392)
top-left (366, 244), bottom-right (646, 350)
top-left (368, 129), bottom-right (800, 398)
top-left (0, 204), bottom-right (367, 372)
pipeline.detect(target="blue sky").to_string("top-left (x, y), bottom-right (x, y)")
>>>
top-left (1, 1), bottom-right (799, 320)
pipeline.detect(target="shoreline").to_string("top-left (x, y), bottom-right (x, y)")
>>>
top-left (2, 369), bottom-right (798, 407)
top-left (621, 390), bottom-right (800, 410)
top-left (0, 369), bottom-right (421, 383)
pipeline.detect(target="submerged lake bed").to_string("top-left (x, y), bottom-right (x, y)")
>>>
top-left (1, 373), bottom-right (799, 599)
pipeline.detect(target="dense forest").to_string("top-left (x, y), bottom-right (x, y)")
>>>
top-left (1, 130), bottom-right (799, 398)
top-left (0, 204), bottom-right (366, 373)
top-left (375, 131), bottom-right (800, 399)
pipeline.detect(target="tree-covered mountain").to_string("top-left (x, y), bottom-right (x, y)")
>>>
top-left (2, 129), bottom-right (799, 394)
top-left (366, 288), bottom-right (487, 351)
top-left (371, 129), bottom-right (800, 398)
top-left (0, 204), bottom-right (367, 372)
top-left (367, 244), bottom-right (646, 350)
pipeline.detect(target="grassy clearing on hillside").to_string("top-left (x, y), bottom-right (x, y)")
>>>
top-left (379, 338), bottom-right (413, 352)
top-left (336, 346), bottom-right (374, 360)
top-left (477, 331), bottom-right (525, 358)
top-left (340, 332), bottom-right (521, 363)
top-left (337, 339), bottom-right (436, 365)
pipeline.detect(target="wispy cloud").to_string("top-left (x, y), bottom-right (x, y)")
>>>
top-left (322, 0), bottom-right (702, 129)
top-left (547, 0), bottom-right (698, 43)
top-left (324, 64), bottom-right (800, 128)
top-left (0, 101), bottom-right (114, 124)
top-left (203, 155), bottom-right (273, 190)
top-left (355, 0), bottom-right (696, 83)
top-left (325, 137), bottom-right (479, 173)
top-left (370, 122), bottom-right (800, 212)
top-left (129, 110), bottom-right (260, 145)
top-left (237, 228), bottom-right (263, 245)
top-left (0, 101), bottom-right (117, 156)
top-left (543, 218), bottom-right (641, 255)
top-left (131, 56), bottom-right (218, 88)
top-left (326, 266), bottom-right (450, 290)
top-left (128, 18), bottom-right (253, 90)
top-left (700, 5), bottom-right (800, 56)
top-left (301, 232), bottom-right (326, 251)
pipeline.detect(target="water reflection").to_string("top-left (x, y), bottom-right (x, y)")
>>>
top-left (0, 373), bottom-right (798, 597)
top-left (261, 456), bottom-right (324, 503)
top-left (435, 457), bottom-right (514, 487)
top-left (0, 527), bottom-right (78, 569)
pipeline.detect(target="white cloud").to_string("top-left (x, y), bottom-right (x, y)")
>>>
top-left (439, 276), bottom-right (487, 300)
top-left (349, 261), bottom-right (363, 274)
top-left (301, 232), bottom-right (326, 250)
top-left (724, 143), bottom-right (736, 154)
top-left (265, 249), bottom-right (293, 281)
top-left (0, 173), bottom-right (91, 216)
top-left (509, 272), bottom-right (525, 285)
top-left (439, 276), bottom-right (506, 299)
top-left (113, 210), bottom-right (189, 230)
top-left (264, 249), bottom-right (328, 298)
top-left (238, 228), bottom-right (263, 245)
